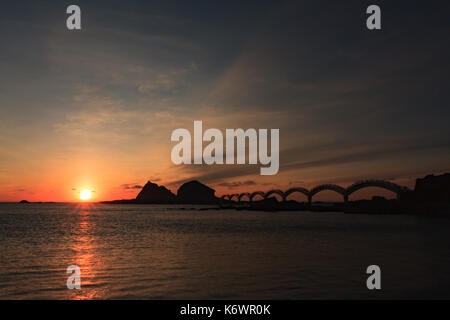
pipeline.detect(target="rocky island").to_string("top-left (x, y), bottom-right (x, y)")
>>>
top-left (101, 180), bottom-right (220, 205)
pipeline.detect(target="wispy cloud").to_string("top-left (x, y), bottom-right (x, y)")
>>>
top-left (215, 180), bottom-right (256, 189)
top-left (121, 184), bottom-right (143, 190)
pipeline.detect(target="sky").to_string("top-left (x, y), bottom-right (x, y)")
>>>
top-left (1, 0), bottom-right (450, 202)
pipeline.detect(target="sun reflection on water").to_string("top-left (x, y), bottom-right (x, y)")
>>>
top-left (66, 204), bottom-right (107, 300)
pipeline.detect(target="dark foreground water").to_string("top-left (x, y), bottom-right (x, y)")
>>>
top-left (0, 203), bottom-right (450, 299)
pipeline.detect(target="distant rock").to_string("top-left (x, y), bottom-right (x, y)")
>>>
top-left (19, 200), bottom-right (29, 203)
top-left (177, 180), bottom-right (217, 203)
top-left (413, 173), bottom-right (450, 202)
top-left (135, 181), bottom-right (177, 203)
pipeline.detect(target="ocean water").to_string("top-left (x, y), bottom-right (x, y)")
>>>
top-left (0, 203), bottom-right (449, 299)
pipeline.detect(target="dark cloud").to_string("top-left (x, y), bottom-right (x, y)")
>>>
top-left (12, 188), bottom-right (35, 195)
top-left (121, 184), bottom-right (143, 190)
top-left (281, 138), bottom-right (450, 172)
top-left (215, 180), bottom-right (256, 189)
top-left (167, 136), bottom-right (450, 186)
top-left (168, 164), bottom-right (259, 186)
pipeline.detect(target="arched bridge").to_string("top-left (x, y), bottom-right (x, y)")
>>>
top-left (284, 187), bottom-right (309, 201)
top-left (249, 191), bottom-right (265, 202)
top-left (309, 184), bottom-right (346, 203)
top-left (343, 180), bottom-right (409, 202)
top-left (221, 179), bottom-right (410, 203)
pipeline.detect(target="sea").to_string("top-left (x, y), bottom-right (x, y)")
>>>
top-left (1, 203), bottom-right (449, 299)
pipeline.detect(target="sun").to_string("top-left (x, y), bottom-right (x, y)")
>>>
top-left (80, 189), bottom-right (92, 201)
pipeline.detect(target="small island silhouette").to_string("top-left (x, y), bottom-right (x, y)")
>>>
top-left (101, 180), bottom-right (217, 204)
top-left (100, 173), bottom-right (450, 216)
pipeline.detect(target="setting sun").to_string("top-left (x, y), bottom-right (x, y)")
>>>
top-left (80, 189), bottom-right (92, 201)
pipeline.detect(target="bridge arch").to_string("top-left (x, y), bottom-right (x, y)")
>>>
top-left (221, 194), bottom-right (235, 201)
top-left (228, 194), bottom-right (239, 201)
top-left (309, 184), bottom-right (346, 203)
top-left (284, 187), bottom-right (309, 201)
top-left (249, 191), bottom-right (265, 202)
top-left (264, 189), bottom-right (285, 201)
top-left (238, 192), bottom-right (251, 202)
top-left (345, 180), bottom-right (409, 200)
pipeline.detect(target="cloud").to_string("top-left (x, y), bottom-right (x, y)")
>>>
top-left (215, 180), bottom-right (256, 188)
top-left (121, 184), bottom-right (143, 190)
top-left (281, 139), bottom-right (450, 173)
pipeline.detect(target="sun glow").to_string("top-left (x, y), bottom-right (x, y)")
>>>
top-left (80, 189), bottom-right (92, 201)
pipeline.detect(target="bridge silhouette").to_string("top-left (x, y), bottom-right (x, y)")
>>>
top-left (220, 180), bottom-right (410, 204)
